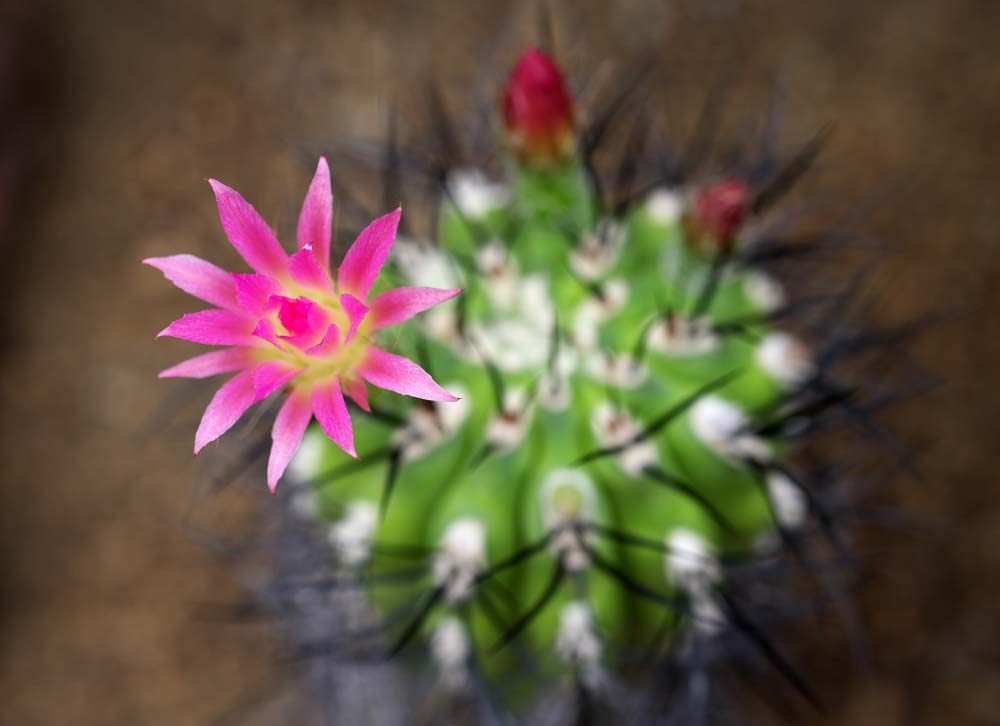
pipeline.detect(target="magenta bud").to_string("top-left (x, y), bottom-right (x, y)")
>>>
top-left (502, 48), bottom-right (575, 164)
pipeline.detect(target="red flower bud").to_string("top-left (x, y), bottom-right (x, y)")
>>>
top-left (502, 48), bottom-right (575, 164)
top-left (686, 179), bottom-right (751, 253)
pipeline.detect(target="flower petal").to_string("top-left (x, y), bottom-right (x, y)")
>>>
top-left (311, 378), bottom-right (356, 457)
top-left (342, 376), bottom-right (370, 412)
top-left (158, 309), bottom-right (259, 347)
top-left (296, 156), bottom-right (332, 270)
top-left (272, 295), bottom-right (330, 350)
top-left (209, 179), bottom-right (289, 278)
top-left (288, 247), bottom-right (333, 293)
top-left (143, 255), bottom-right (238, 311)
top-left (252, 318), bottom-right (288, 351)
top-left (337, 207), bottom-right (401, 300)
top-left (358, 346), bottom-right (459, 402)
top-left (340, 293), bottom-right (369, 342)
top-left (267, 389), bottom-right (313, 493)
top-left (232, 273), bottom-right (283, 315)
top-left (159, 348), bottom-right (254, 379)
top-left (306, 323), bottom-right (341, 357)
top-left (252, 360), bottom-right (303, 402)
top-left (194, 369), bottom-right (256, 453)
top-left (276, 296), bottom-right (320, 337)
top-left (368, 286), bottom-right (461, 330)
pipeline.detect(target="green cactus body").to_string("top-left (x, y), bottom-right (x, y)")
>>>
top-left (288, 133), bottom-right (818, 709)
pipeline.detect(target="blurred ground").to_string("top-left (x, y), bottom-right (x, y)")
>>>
top-left (1, 0), bottom-right (999, 724)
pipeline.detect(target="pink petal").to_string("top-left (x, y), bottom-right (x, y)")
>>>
top-left (251, 361), bottom-right (303, 402)
top-left (267, 389), bottom-right (313, 493)
top-left (159, 348), bottom-right (254, 379)
top-left (358, 347), bottom-right (459, 402)
top-left (311, 378), bottom-right (356, 457)
top-left (158, 309), bottom-right (260, 347)
top-left (336, 207), bottom-right (401, 300)
top-left (296, 156), bottom-right (332, 269)
top-left (368, 286), bottom-right (461, 330)
top-left (232, 273), bottom-right (282, 315)
top-left (275, 296), bottom-right (320, 337)
top-left (252, 318), bottom-right (288, 351)
top-left (306, 323), bottom-right (341, 357)
top-left (194, 369), bottom-right (256, 453)
top-left (289, 248), bottom-right (333, 294)
top-left (143, 255), bottom-right (238, 311)
top-left (340, 293), bottom-right (369, 342)
top-left (209, 179), bottom-right (289, 278)
top-left (272, 295), bottom-right (330, 349)
top-left (342, 376), bottom-right (370, 412)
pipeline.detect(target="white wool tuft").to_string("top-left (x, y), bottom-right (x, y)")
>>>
top-left (447, 168), bottom-right (509, 220)
top-left (665, 529), bottom-right (725, 636)
top-left (647, 315), bottom-right (720, 356)
top-left (433, 518), bottom-right (487, 605)
top-left (645, 188), bottom-right (683, 224)
top-left (590, 403), bottom-right (659, 476)
top-left (767, 470), bottom-right (808, 529)
top-left (757, 332), bottom-right (814, 389)
top-left (556, 601), bottom-right (603, 667)
top-left (541, 468), bottom-right (597, 571)
top-left (430, 616), bottom-right (471, 690)
top-left (690, 395), bottom-right (771, 463)
top-left (328, 500), bottom-right (379, 568)
top-left (744, 271), bottom-right (785, 313)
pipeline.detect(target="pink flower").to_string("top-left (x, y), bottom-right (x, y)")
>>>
top-left (502, 48), bottom-right (575, 163)
top-left (146, 157), bottom-right (460, 492)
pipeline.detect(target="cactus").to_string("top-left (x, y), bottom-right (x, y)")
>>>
top-left (244, 46), bottom-right (896, 723)
top-left (145, 39), bottom-right (926, 723)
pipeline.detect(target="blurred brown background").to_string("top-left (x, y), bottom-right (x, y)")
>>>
top-left (1, 0), bottom-right (998, 724)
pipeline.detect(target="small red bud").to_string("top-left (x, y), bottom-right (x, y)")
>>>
top-left (686, 179), bottom-right (751, 253)
top-left (502, 48), bottom-right (575, 164)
